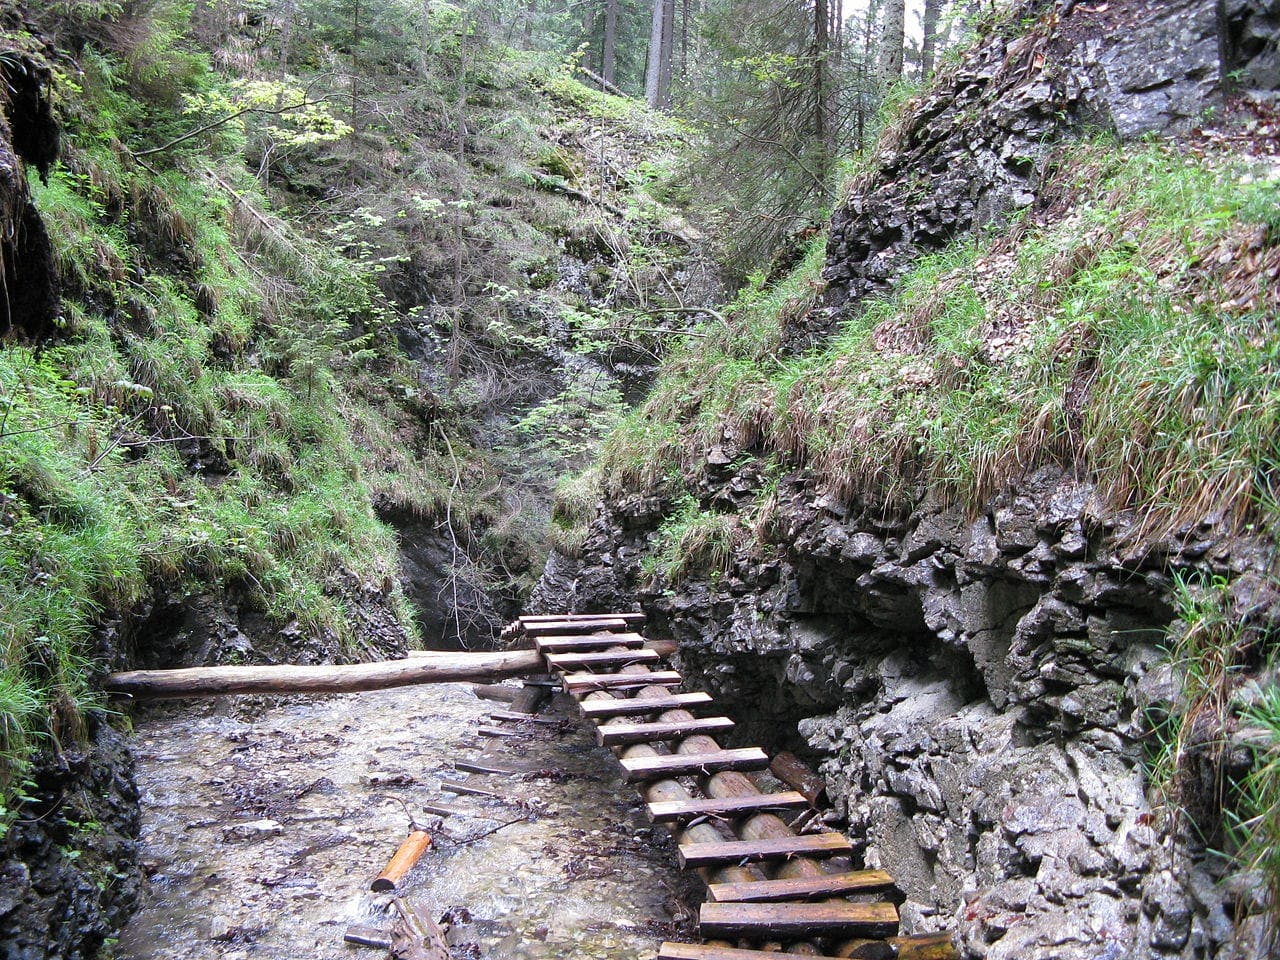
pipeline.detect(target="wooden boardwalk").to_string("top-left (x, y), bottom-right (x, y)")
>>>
top-left (506, 612), bottom-right (957, 960)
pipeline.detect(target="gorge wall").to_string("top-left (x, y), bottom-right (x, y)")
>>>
top-left (534, 2), bottom-right (1280, 957)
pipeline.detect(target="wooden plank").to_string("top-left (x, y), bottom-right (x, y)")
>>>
top-left (579, 691), bottom-right (713, 718)
top-left (620, 748), bottom-right (768, 783)
top-left (520, 612), bottom-right (645, 624)
top-left (707, 869), bottom-right (895, 902)
top-left (597, 716), bottom-right (735, 746)
top-left (523, 619), bottom-right (627, 636)
top-left (645, 791), bottom-right (809, 824)
top-left (438, 779), bottom-right (502, 798)
top-left (657, 945), bottom-right (849, 960)
top-left (533, 633), bottom-right (646, 652)
top-left (562, 670), bottom-right (681, 693)
top-left (678, 831), bottom-right (851, 868)
top-left (454, 760), bottom-right (519, 776)
top-left (489, 710), bottom-right (562, 725)
top-left (544, 648), bottom-right (661, 671)
top-left (477, 726), bottom-right (520, 738)
top-left (699, 901), bottom-right (898, 938)
top-left (420, 802), bottom-right (475, 818)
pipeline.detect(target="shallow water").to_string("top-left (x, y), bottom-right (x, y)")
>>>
top-left (117, 682), bottom-right (696, 959)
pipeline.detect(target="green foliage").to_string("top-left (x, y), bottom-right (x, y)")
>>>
top-left (607, 141), bottom-right (1280, 538)
top-left (548, 467), bottom-right (600, 558)
top-left (1235, 683), bottom-right (1280, 934)
top-left (641, 495), bottom-right (741, 584)
top-left (0, 41), bottom-right (427, 820)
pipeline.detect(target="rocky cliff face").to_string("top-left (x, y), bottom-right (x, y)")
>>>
top-left (534, 2), bottom-right (1280, 958)
top-left (805, 0), bottom-right (1268, 347)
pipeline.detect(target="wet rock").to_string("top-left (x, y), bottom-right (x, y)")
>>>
top-left (223, 819), bottom-right (284, 843)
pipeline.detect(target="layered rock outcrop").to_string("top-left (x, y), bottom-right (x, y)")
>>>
top-left (535, 2), bottom-right (1280, 957)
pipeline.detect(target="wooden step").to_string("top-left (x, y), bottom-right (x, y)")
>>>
top-left (579, 692), bottom-right (713, 719)
top-left (523, 619), bottom-right (627, 636)
top-left (645, 791), bottom-right (809, 824)
top-left (707, 868), bottom-right (895, 902)
top-left (520, 612), bottom-right (645, 625)
top-left (562, 670), bottom-right (681, 694)
top-left (477, 726), bottom-right (520, 738)
top-left (698, 900), bottom-right (898, 938)
top-left (544, 648), bottom-right (661, 671)
top-left (678, 831), bottom-right (851, 868)
top-left (454, 760), bottom-right (520, 776)
top-left (620, 748), bottom-right (769, 783)
top-left (657, 945), bottom-right (851, 960)
top-left (533, 633), bottom-right (646, 653)
top-left (597, 716), bottom-right (734, 747)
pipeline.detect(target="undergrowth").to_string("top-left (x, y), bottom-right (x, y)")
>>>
top-left (605, 140), bottom-right (1280, 538)
top-left (0, 26), bottom-right (434, 821)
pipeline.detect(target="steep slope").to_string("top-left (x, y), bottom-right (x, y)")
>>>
top-left (539, 2), bottom-right (1280, 958)
top-left (0, 1), bottom-right (716, 954)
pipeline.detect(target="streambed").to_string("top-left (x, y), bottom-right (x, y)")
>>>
top-left (117, 682), bottom-right (696, 959)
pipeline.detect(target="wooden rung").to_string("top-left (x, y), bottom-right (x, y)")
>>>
top-left (477, 726), bottom-right (522, 738)
top-left (620, 748), bottom-right (768, 783)
top-left (563, 670), bottom-right (681, 693)
top-left (707, 868), bottom-right (895, 902)
top-left (520, 612), bottom-right (645, 624)
top-left (645, 791), bottom-right (809, 824)
top-left (534, 633), bottom-right (646, 652)
top-left (523, 619), bottom-right (627, 636)
top-left (580, 692), bottom-right (713, 718)
top-left (489, 710), bottom-right (562, 725)
top-left (544, 648), bottom-right (661, 671)
top-left (438, 779), bottom-right (502, 798)
top-left (454, 760), bottom-right (519, 776)
top-left (597, 716), bottom-right (734, 746)
top-left (657, 944), bottom-right (849, 960)
top-left (698, 900), bottom-right (899, 937)
top-left (678, 831), bottom-right (850, 868)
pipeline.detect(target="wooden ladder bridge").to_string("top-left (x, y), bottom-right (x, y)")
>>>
top-left (483, 612), bottom-right (957, 960)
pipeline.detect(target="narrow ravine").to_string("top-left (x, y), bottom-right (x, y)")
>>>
top-left (117, 684), bottom-right (698, 960)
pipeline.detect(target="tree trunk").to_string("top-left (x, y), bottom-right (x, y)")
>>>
top-left (103, 650), bottom-right (546, 699)
top-left (349, 0), bottom-right (361, 134)
top-left (921, 0), bottom-right (943, 76)
top-left (657, 0), bottom-right (676, 108)
top-left (876, 0), bottom-right (906, 87)
top-left (645, 0), bottom-right (664, 107)
top-left (580, 2), bottom-right (597, 76)
top-left (602, 0), bottom-right (619, 85)
top-left (813, 0), bottom-right (830, 180)
top-left (520, 0), bottom-right (535, 49)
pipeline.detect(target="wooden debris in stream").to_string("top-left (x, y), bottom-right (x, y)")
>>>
top-left (390, 898), bottom-right (451, 960)
top-left (371, 829), bottom-right (433, 892)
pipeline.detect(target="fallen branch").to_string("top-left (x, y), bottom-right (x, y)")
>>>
top-left (103, 650), bottom-right (543, 699)
top-left (135, 98), bottom-right (330, 157)
top-left (391, 898), bottom-right (450, 960)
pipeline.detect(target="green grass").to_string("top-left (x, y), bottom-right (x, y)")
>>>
top-left (604, 141), bottom-right (1280, 536)
top-left (0, 49), bottom-right (439, 818)
top-left (640, 495), bottom-right (741, 585)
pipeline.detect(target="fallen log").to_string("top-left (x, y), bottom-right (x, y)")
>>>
top-left (371, 829), bottom-right (433, 892)
top-left (103, 650), bottom-right (543, 699)
top-left (390, 898), bottom-right (450, 960)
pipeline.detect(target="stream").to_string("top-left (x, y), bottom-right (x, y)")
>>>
top-left (116, 682), bottom-right (698, 959)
